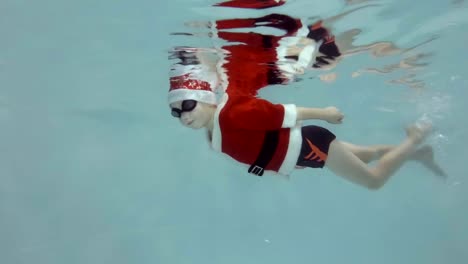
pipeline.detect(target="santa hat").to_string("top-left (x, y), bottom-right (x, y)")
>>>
top-left (168, 64), bottom-right (218, 105)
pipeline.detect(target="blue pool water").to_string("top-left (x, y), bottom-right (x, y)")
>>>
top-left (1, 0), bottom-right (467, 263)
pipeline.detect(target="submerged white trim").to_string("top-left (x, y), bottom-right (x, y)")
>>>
top-left (278, 124), bottom-right (302, 175)
top-left (168, 89), bottom-right (217, 105)
top-left (281, 104), bottom-right (297, 128)
top-left (211, 93), bottom-right (229, 152)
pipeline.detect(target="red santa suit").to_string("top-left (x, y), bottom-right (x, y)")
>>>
top-left (212, 15), bottom-right (323, 92)
top-left (210, 91), bottom-right (302, 176)
top-left (213, 0), bottom-right (286, 9)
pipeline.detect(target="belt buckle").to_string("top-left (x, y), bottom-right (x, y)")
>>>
top-left (248, 165), bottom-right (264, 176)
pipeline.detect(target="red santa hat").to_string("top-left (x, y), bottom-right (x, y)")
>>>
top-left (168, 64), bottom-right (218, 105)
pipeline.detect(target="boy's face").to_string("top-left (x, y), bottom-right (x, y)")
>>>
top-left (170, 100), bottom-right (212, 129)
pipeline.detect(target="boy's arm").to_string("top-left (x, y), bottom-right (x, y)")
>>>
top-left (296, 106), bottom-right (344, 124)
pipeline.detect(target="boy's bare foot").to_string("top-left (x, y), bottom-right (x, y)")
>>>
top-left (406, 122), bottom-right (432, 145)
top-left (411, 145), bottom-right (447, 178)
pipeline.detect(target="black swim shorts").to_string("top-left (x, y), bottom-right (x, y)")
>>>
top-left (296, 125), bottom-right (336, 168)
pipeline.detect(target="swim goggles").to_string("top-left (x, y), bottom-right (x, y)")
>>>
top-left (171, 100), bottom-right (197, 118)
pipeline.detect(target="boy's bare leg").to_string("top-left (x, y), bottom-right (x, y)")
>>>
top-left (341, 142), bottom-right (446, 177)
top-left (325, 123), bottom-right (432, 189)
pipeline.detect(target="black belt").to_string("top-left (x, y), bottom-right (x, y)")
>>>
top-left (248, 130), bottom-right (279, 176)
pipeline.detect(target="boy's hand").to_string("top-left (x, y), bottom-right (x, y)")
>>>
top-left (323, 106), bottom-right (344, 124)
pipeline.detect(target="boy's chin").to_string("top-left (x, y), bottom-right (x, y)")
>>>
top-left (186, 123), bottom-right (203, 129)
